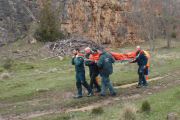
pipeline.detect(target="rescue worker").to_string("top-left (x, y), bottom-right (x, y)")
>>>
top-left (92, 49), bottom-right (103, 77)
top-left (95, 48), bottom-right (116, 96)
top-left (84, 47), bottom-right (101, 93)
top-left (71, 48), bottom-right (93, 98)
top-left (143, 50), bottom-right (150, 81)
top-left (91, 49), bottom-right (102, 78)
top-left (129, 46), bottom-right (148, 88)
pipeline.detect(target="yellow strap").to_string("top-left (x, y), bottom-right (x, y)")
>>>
top-left (143, 50), bottom-right (150, 59)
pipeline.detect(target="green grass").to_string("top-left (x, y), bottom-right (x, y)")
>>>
top-left (92, 106), bottom-right (104, 114)
top-left (0, 38), bottom-right (180, 119)
top-left (30, 82), bottom-right (180, 120)
top-left (136, 86), bottom-right (180, 119)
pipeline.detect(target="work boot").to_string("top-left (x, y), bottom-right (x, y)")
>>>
top-left (87, 92), bottom-right (93, 97)
top-left (108, 92), bottom-right (116, 96)
top-left (95, 89), bottom-right (101, 93)
top-left (136, 85), bottom-right (141, 88)
top-left (98, 93), bottom-right (106, 96)
top-left (143, 84), bottom-right (148, 86)
top-left (74, 95), bottom-right (82, 99)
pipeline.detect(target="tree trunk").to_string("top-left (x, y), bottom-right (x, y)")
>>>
top-left (167, 33), bottom-right (171, 49)
top-left (152, 17), bottom-right (155, 51)
top-left (145, 14), bottom-right (152, 51)
top-left (167, 6), bottom-right (172, 49)
top-left (152, 2), bottom-right (155, 51)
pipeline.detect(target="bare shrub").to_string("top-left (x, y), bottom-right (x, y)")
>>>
top-left (1, 72), bottom-right (10, 79)
top-left (121, 104), bottom-right (137, 120)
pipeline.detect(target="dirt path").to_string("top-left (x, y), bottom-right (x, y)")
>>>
top-left (67, 76), bottom-right (165, 113)
top-left (0, 77), bottom-right (164, 108)
top-left (68, 78), bottom-right (180, 113)
top-left (0, 90), bottom-right (74, 108)
top-left (0, 98), bottom-right (51, 108)
top-left (2, 71), bottom-right (180, 120)
top-left (114, 76), bottom-right (164, 89)
top-left (68, 99), bottom-right (113, 112)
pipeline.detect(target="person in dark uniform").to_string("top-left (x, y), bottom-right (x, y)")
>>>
top-left (129, 46), bottom-right (148, 88)
top-left (84, 47), bottom-right (101, 93)
top-left (95, 49), bottom-right (116, 96)
top-left (91, 49), bottom-right (102, 77)
top-left (71, 48), bottom-right (92, 98)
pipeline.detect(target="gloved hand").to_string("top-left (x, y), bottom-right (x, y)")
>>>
top-left (129, 61), bottom-right (133, 63)
top-left (143, 66), bottom-right (146, 69)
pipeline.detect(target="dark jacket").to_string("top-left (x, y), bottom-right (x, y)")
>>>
top-left (97, 52), bottom-right (115, 77)
top-left (84, 53), bottom-right (99, 73)
top-left (133, 50), bottom-right (147, 66)
top-left (71, 56), bottom-right (85, 72)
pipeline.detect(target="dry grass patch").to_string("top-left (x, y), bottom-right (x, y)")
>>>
top-left (121, 103), bottom-right (137, 120)
top-left (1, 72), bottom-right (10, 79)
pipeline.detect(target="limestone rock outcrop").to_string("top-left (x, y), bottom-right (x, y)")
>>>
top-left (0, 0), bottom-right (180, 47)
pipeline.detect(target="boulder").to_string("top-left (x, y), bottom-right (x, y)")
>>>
top-left (167, 113), bottom-right (178, 120)
top-left (28, 35), bottom-right (37, 44)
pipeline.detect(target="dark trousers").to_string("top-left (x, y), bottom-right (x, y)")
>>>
top-left (90, 70), bottom-right (101, 90)
top-left (101, 76), bottom-right (116, 94)
top-left (144, 67), bottom-right (148, 76)
top-left (76, 71), bottom-right (92, 96)
top-left (138, 66), bottom-right (147, 86)
top-left (99, 69), bottom-right (102, 77)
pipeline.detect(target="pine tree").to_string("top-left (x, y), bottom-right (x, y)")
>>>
top-left (37, 0), bottom-right (65, 42)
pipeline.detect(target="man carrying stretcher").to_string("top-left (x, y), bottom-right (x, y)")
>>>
top-left (129, 46), bottom-right (148, 88)
top-left (95, 48), bottom-right (116, 96)
top-left (83, 46), bottom-right (150, 89)
top-left (84, 47), bottom-right (101, 93)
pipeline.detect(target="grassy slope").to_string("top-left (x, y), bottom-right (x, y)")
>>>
top-left (0, 38), bottom-right (180, 119)
top-left (30, 83), bottom-right (180, 120)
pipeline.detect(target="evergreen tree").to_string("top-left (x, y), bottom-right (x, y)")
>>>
top-left (37, 0), bottom-right (65, 42)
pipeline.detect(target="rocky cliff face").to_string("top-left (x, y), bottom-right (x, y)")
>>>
top-left (1, 0), bottom-right (180, 47)
top-left (0, 0), bottom-right (39, 45)
top-left (60, 0), bottom-right (180, 47)
top-left (61, 0), bottom-right (135, 47)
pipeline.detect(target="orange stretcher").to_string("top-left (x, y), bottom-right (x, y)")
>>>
top-left (84, 51), bottom-right (137, 63)
top-left (107, 51), bottom-right (136, 60)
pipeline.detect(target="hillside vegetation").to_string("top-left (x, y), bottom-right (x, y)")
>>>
top-left (0, 37), bottom-right (180, 119)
